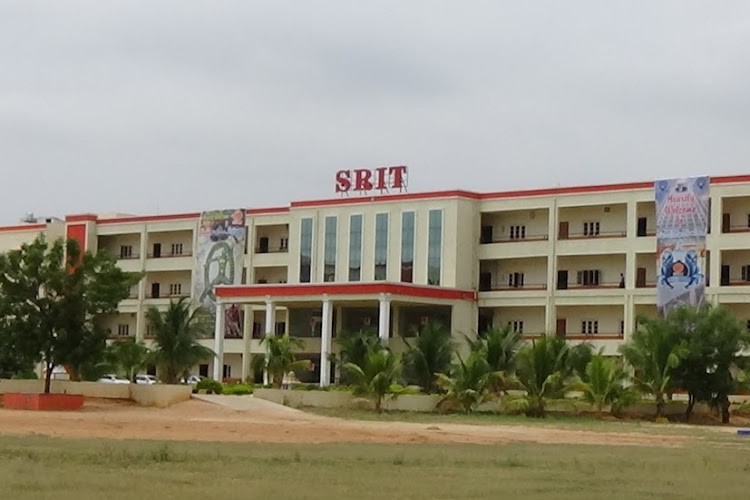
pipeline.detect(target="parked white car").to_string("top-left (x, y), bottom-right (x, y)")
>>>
top-left (135, 374), bottom-right (158, 385)
top-left (181, 375), bottom-right (202, 385)
top-left (98, 374), bottom-right (131, 384)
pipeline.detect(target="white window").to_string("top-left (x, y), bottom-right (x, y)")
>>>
top-left (508, 321), bottom-right (524, 334)
top-left (169, 283), bottom-right (182, 296)
top-left (280, 238), bottom-right (289, 251)
top-left (581, 320), bottom-right (599, 335)
top-left (583, 221), bottom-right (600, 236)
top-left (171, 243), bottom-right (183, 256)
top-left (576, 269), bottom-right (601, 286)
top-left (508, 272), bottom-right (525, 288)
top-left (119, 245), bottom-right (133, 259)
top-left (742, 265), bottom-right (750, 282)
top-left (509, 225), bottom-right (526, 240)
top-left (117, 324), bottom-right (130, 336)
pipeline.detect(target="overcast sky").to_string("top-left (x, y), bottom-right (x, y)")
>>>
top-left (1, 2), bottom-right (749, 223)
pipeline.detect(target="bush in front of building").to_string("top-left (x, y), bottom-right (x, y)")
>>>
top-left (194, 378), bottom-right (223, 394)
top-left (221, 382), bottom-right (254, 395)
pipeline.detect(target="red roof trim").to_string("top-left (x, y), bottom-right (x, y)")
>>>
top-left (0, 223), bottom-right (47, 233)
top-left (97, 213), bottom-right (201, 225)
top-left (65, 214), bottom-right (98, 222)
top-left (291, 190), bottom-right (479, 209)
top-left (246, 206), bottom-right (290, 215)
top-left (215, 282), bottom-right (477, 301)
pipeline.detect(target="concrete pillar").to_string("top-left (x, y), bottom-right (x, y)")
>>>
top-left (263, 300), bottom-right (275, 386)
top-left (213, 302), bottom-right (226, 381)
top-left (378, 293), bottom-right (391, 344)
top-left (241, 304), bottom-right (252, 382)
top-left (624, 294), bottom-right (635, 341)
top-left (320, 297), bottom-right (333, 387)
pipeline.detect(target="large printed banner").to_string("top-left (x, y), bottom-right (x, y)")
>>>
top-left (654, 176), bottom-right (709, 315)
top-left (193, 209), bottom-right (246, 337)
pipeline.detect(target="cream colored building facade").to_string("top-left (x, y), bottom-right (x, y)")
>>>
top-left (3, 174), bottom-right (750, 384)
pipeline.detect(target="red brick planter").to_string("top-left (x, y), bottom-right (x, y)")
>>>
top-left (3, 393), bottom-right (84, 411)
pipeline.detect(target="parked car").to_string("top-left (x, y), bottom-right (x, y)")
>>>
top-left (181, 375), bottom-right (202, 385)
top-left (135, 374), bottom-right (158, 385)
top-left (98, 374), bottom-right (130, 384)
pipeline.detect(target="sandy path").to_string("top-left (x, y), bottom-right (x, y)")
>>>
top-left (0, 398), bottom-right (690, 448)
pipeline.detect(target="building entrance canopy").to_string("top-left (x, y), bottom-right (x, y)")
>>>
top-left (212, 282), bottom-right (476, 385)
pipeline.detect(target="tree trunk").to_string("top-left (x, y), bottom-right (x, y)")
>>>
top-left (685, 393), bottom-right (696, 422)
top-left (375, 395), bottom-right (382, 413)
top-left (720, 396), bottom-right (730, 424)
top-left (655, 396), bottom-right (665, 419)
top-left (44, 361), bottom-right (53, 394)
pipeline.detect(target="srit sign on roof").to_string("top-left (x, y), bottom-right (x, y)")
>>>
top-left (335, 166), bottom-right (408, 194)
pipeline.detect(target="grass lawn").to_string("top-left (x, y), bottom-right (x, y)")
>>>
top-left (0, 433), bottom-right (749, 499)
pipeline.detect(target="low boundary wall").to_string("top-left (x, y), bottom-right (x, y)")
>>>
top-left (253, 388), bottom-right (726, 416)
top-left (0, 380), bottom-right (192, 408)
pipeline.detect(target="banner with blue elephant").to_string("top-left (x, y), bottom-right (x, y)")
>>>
top-left (193, 209), bottom-right (247, 337)
top-left (654, 176), bottom-right (710, 315)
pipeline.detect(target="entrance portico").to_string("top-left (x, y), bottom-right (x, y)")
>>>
top-left (213, 282), bottom-right (477, 386)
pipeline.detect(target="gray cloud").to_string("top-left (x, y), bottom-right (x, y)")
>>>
top-left (1, 1), bottom-right (749, 222)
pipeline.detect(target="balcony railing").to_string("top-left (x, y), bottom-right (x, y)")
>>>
top-left (560, 231), bottom-right (626, 240)
top-left (480, 234), bottom-right (548, 244)
top-left (117, 253), bottom-right (141, 260)
top-left (147, 251), bottom-right (193, 258)
top-left (478, 283), bottom-right (547, 292)
top-left (255, 245), bottom-right (289, 254)
top-left (145, 292), bottom-right (191, 299)
top-left (565, 282), bottom-right (624, 290)
top-left (725, 225), bottom-right (750, 234)
top-left (555, 332), bottom-right (625, 340)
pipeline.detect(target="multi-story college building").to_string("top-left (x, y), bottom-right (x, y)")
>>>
top-left (2, 173), bottom-right (750, 384)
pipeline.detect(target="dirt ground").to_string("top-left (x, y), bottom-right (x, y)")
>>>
top-left (0, 397), bottom-right (698, 447)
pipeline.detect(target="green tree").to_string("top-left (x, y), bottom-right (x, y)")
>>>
top-left (574, 354), bottom-right (638, 417)
top-left (332, 328), bottom-right (382, 384)
top-left (146, 298), bottom-right (214, 384)
top-left (260, 334), bottom-right (312, 388)
top-left (667, 305), bottom-right (750, 423)
top-left (619, 316), bottom-right (686, 419)
top-left (436, 349), bottom-right (499, 413)
top-left (343, 344), bottom-right (401, 412)
top-left (0, 236), bottom-right (137, 393)
top-left (108, 338), bottom-right (150, 382)
top-left (402, 321), bottom-right (455, 393)
top-left (466, 325), bottom-right (523, 395)
top-left (514, 335), bottom-right (589, 418)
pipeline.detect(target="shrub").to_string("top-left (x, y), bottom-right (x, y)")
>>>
top-left (222, 383), bottom-right (254, 395)
top-left (195, 378), bottom-right (223, 394)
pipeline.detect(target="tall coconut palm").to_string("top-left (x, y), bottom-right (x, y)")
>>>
top-left (343, 344), bottom-right (401, 412)
top-left (108, 338), bottom-right (150, 382)
top-left (436, 349), bottom-right (499, 413)
top-left (514, 334), bottom-right (584, 418)
top-left (260, 334), bottom-right (312, 388)
top-left (402, 321), bottom-right (455, 393)
top-left (146, 298), bottom-right (214, 384)
top-left (619, 316), bottom-right (686, 419)
top-left (574, 354), bottom-right (638, 417)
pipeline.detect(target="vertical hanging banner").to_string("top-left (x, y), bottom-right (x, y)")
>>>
top-left (193, 209), bottom-right (247, 337)
top-left (654, 176), bottom-right (710, 315)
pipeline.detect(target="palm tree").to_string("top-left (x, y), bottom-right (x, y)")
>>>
top-left (466, 325), bottom-right (523, 394)
top-left (436, 349), bottom-right (499, 413)
top-left (514, 334), bottom-right (583, 418)
top-left (333, 328), bottom-right (382, 384)
top-left (108, 338), bottom-right (150, 382)
top-left (402, 321), bottom-right (455, 393)
top-left (619, 316), bottom-right (685, 419)
top-left (260, 334), bottom-right (312, 388)
top-left (343, 344), bottom-right (401, 412)
top-left (146, 298), bottom-right (214, 384)
top-left (574, 354), bottom-right (637, 417)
